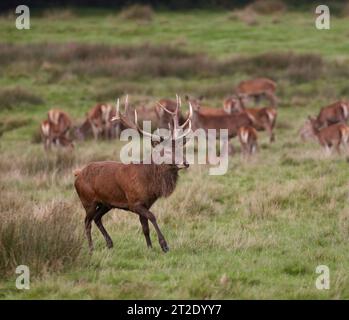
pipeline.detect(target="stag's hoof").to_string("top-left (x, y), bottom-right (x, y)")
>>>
top-left (106, 242), bottom-right (114, 249)
top-left (160, 240), bottom-right (169, 253)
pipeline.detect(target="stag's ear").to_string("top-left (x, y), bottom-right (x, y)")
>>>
top-left (185, 95), bottom-right (189, 101)
top-left (198, 95), bottom-right (204, 101)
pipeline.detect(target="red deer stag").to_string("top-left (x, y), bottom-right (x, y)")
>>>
top-left (224, 95), bottom-right (277, 143)
top-left (238, 126), bottom-right (258, 157)
top-left (308, 116), bottom-right (349, 154)
top-left (236, 77), bottom-right (277, 107)
top-left (310, 100), bottom-right (349, 130)
top-left (41, 109), bottom-right (73, 150)
top-left (74, 96), bottom-right (192, 252)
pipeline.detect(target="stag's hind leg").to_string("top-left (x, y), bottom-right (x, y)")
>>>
top-left (84, 204), bottom-right (97, 252)
top-left (94, 204), bottom-right (113, 249)
top-left (139, 215), bottom-right (152, 248)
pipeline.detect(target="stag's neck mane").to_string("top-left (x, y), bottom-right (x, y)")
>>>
top-left (147, 163), bottom-right (179, 198)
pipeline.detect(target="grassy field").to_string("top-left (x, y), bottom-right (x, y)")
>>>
top-left (1, 6), bottom-right (349, 299)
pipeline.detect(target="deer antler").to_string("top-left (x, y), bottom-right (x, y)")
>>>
top-left (125, 94), bottom-right (129, 113)
top-left (172, 96), bottom-right (192, 140)
top-left (134, 109), bottom-right (164, 142)
top-left (111, 98), bottom-right (121, 122)
top-left (178, 100), bottom-right (192, 130)
top-left (157, 93), bottom-right (180, 117)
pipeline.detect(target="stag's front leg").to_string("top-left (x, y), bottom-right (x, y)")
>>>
top-left (136, 206), bottom-right (168, 252)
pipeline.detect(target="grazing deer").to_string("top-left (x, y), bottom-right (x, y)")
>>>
top-left (236, 77), bottom-right (277, 107)
top-left (311, 100), bottom-right (349, 130)
top-left (224, 95), bottom-right (277, 143)
top-left (40, 119), bottom-right (74, 150)
top-left (47, 109), bottom-right (72, 136)
top-left (41, 109), bottom-right (73, 150)
top-left (74, 96), bottom-right (192, 253)
top-left (238, 126), bottom-right (258, 157)
top-left (308, 116), bottom-right (349, 154)
top-left (85, 103), bottom-right (115, 140)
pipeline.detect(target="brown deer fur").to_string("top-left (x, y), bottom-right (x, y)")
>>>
top-left (238, 126), bottom-right (258, 156)
top-left (309, 117), bottom-right (349, 154)
top-left (312, 101), bottom-right (349, 129)
top-left (86, 103), bottom-right (114, 140)
top-left (42, 109), bottom-right (73, 150)
top-left (224, 96), bottom-right (277, 143)
top-left (236, 77), bottom-right (277, 107)
top-left (185, 96), bottom-right (252, 137)
top-left (40, 119), bottom-right (74, 150)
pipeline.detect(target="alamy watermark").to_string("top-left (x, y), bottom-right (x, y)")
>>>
top-left (315, 265), bottom-right (330, 290)
top-left (15, 5), bottom-right (30, 30)
top-left (315, 5), bottom-right (330, 30)
top-left (15, 265), bottom-right (30, 290)
top-left (119, 122), bottom-right (229, 176)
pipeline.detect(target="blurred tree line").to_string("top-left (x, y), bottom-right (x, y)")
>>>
top-left (0, 0), bottom-right (344, 11)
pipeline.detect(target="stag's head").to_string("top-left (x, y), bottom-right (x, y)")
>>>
top-left (112, 95), bottom-right (192, 169)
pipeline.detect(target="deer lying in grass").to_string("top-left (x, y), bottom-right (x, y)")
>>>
top-left (308, 116), bottom-right (349, 154)
top-left (236, 77), bottom-right (277, 107)
top-left (74, 96), bottom-right (192, 253)
top-left (310, 100), bottom-right (349, 130)
top-left (238, 126), bottom-right (258, 157)
top-left (224, 95), bottom-right (277, 142)
top-left (41, 109), bottom-right (73, 150)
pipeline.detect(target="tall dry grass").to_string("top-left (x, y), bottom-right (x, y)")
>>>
top-left (0, 195), bottom-right (84, 277)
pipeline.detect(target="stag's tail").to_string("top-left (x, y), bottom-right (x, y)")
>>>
top-left (73, 168), bottom-right (82, 177)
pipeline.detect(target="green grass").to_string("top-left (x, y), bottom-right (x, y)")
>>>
top-left (1, 8), bottom-right (349, 299)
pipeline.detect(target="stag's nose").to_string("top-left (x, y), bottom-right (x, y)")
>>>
top-left (177, 161), bottom-right (189, 169)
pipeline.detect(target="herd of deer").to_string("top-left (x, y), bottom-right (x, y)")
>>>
top-left (40, 77), bottom-right (278, 157)
top-left (39, 77), bottom-right (349, 252)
